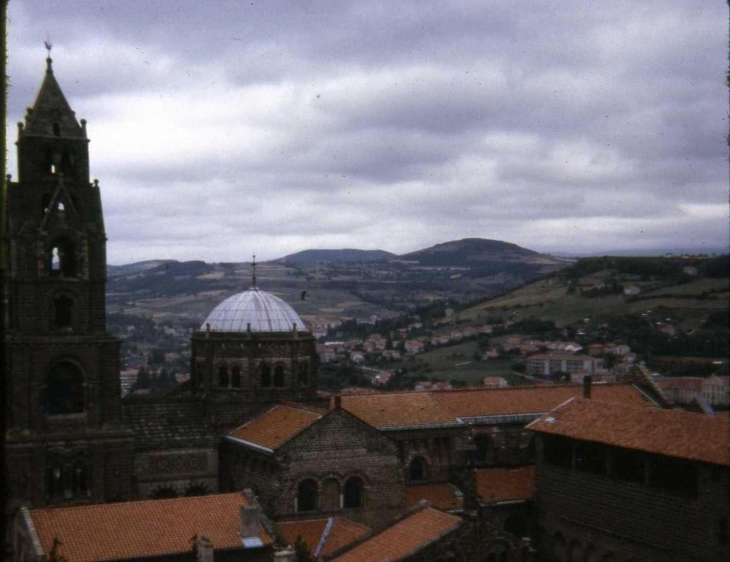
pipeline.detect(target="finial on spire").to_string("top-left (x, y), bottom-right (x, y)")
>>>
top-left (44, 34), bottom-right (53, 72)
top-left (252, 253), bottom-right (257, 288)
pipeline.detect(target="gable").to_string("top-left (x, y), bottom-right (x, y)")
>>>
top-left (279, 407), bottom-right (398, 458)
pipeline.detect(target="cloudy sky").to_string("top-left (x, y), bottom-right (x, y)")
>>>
top-left (6, 1), bottom-right (728, 264)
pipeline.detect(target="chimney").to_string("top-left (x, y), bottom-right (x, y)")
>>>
top-left (196, 536), bottom-right (214, 562)
top-left (583, 375), bottom-right (592, 399)
top-left (239, 505), bottom-right (263, 546)
top-left (333, 395), bottom-right (342, 410)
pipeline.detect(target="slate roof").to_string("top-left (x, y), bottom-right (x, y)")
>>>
top-left (404, 483), bottom-right (463, 511)
top-left (124, 400), bottom-right (215, 450)
top-left (340, 384), bottom-right (650, 430)
top-left (26, 493), bottom-right (273, 562)
top-left (202, 287), bottom-right (307, 332)
top-left (227, 404), bottom-right (322, 451)
top-left (277, 518), bottom-right (370, 557)
top-left (475, 465), bottom-right (536, 504)
top-left (528, 398), bottom-right (730, 466)
top-left (331, 505), bottom-right (462, 562)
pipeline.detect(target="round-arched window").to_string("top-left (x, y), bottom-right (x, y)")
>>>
top-left (47, 362), bottom-right (84, 415)
top-left (344, 477), bottom-right (364, 509)
top-left (297, 479), bottom-right (318, 512)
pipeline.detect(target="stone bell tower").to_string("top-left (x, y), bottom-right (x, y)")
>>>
top-left (4, 51), bottom-right (133, 510)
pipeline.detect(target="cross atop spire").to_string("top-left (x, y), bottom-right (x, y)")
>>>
top-left (252, 254), bottom-right (257, 288)
top-left (44, 35), bottom-right (53, 72)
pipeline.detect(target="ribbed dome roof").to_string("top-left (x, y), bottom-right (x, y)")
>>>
top-left (201, 288), bottom-right (306, 333)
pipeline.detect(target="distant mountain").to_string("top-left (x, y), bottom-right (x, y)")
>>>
top-left (398, 238), bottom-right (550, 267)
top-left (108, 260), bottom-right (178, 277)
top-left (276, 249), bottom-right (397, 264)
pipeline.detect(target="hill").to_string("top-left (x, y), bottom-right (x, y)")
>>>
top-left (398, 238), bottom-right (545, 266)
top-left (277, 249), bottom-right (396, 264)
top-left (460, 255), bottom-right (729, 333)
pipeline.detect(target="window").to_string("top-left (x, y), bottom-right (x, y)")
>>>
top-left (46, 459), bottom-right (90, 502)
top-left (611, 447), bottom-right (644, 484)
top-left (321, 478), bottom-right (340, 511)
top-left (297, 479), bottom-right (318, 512)
top-left (543, 435), bottom-right (573, 468)
top-left (54, 295), bottom-right (73, 329)
top-left (344, 477), bottom-right (364, 509)
top-left (274, 364), bottom-right (285, 387)
top-left (48, 238), bottom-right (77, 277)
top-left (231, 366), bottom-right (241, 388)
top-left (52, 122), bottom-right (60, 136)
top-left (260, 363), bottom-right (272, 387)
top-left (218, 365), bottom-right (229, 387)
top-left (474, 435), bottom-right (493, 465)
top-left (648, 454), bottom-right (697, 496)
top-left (150, 487), bottom-right (178, 499)
top-left (574, 440), bottom-right (606, 475)
top-left (409, 456), bottom-right (427, 481)
top-left (47, 362), bottom-right (84, 415)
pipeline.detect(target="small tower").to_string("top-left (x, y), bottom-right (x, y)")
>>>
top-left (4, 50), bottom-right (133, 509)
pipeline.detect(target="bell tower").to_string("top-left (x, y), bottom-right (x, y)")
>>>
top-left (4, 51), bottom-right (133, 510)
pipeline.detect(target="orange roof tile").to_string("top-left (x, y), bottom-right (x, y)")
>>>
top-left (528, 398), bottom-right (730, 466)
top-left (332, 506), bottom-right (462, 562)
top-left (405, 483), bottom-right (463, 511)
top-left (28, 493), bottom-right (273, 562)
top-left (228, 404), bottom-right (321, 451)
top-left (341, 384), bottom-right (650, 429)
top-left (475, 466), bottom-right (536, 504)
top-left (278, 518), bottom-right (370, 557)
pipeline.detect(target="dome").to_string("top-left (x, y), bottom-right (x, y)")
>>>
top-left (201, 287), bottom-right (307, 333)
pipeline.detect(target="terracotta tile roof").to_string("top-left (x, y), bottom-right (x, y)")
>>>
top-left (405, 483), bottom-right (463, 511)
top-left (332, 506), bottom-right (462, 562)
top-left (278, 518), bottom-right (370, 557)
top-left (341, 384), bottom-right (650, 429)
top-left (528, 398), bottom-right (730, 466)
top-left (28, 493), bottom-right (273, 562)
top-left (475, 466), bottom-right (536, 504)
top-left (228, 404), bottom-right (322, 451)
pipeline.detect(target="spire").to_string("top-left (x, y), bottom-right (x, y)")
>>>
top-left (22, 45), bottom-right (85, 139)
top-left (251, 254), bottom-right (257, 288)
top-left (44, 37), bottom-right (53, 73)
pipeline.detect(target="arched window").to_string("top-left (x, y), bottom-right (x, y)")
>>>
top-left (343, 477), bottom-right (364, 509)
top-left (52, 122), bottom-right (60, 136)
top-left (47, 362), bottom-right (84, 415)
top-left (231, 366), bottom-right (241, 388)
top-left (298, 363), bottom-right (309, 386)
top-left (260, 363), bottom-right (272, 388)
top-left (321, 478), bottom-right (340, 512)
top-left (274, 364), bottom-right (285, 387)
top-left (474, 435), bottom-right (493, 465)
top-left (297, 479), bottom-right (318, 512)
top-left (54, 295), bottom-right (73, 329)
top-left (48, 238), bottom-right (76, 277)
top-left (218, 365), bottom-right (229, 387)
top-left (409, 456), bottom-right (427, 482)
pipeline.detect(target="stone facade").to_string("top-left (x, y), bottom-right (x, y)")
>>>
top-left (222, 407), bottom-right (404, 528)
top-left (191, 330), bottom-right (319, 433)
top-left (4, 56), bottom-right (134, 511)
